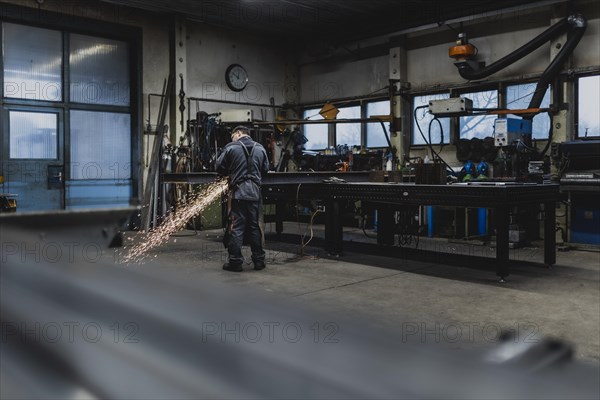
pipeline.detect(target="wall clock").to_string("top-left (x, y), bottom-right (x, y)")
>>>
top-left (225, 64), bottom-right (248, 92)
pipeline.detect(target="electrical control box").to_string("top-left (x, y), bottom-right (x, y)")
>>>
top-left (494, 118), bottom-right (532, 147)
top-left (428, 97), bottom-right (473, 117)
top-left (217, 109), bottom-right (253, 123)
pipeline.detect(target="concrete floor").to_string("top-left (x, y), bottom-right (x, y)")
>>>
top-left (123, 221), bottom-right (600, 366)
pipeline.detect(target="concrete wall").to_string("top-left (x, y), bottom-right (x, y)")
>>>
top-left (177, 21), bottom-right (294, 228)
top-left (573, 17), bottom-right (600, 67)
top-left (185, 21), bottom-right (295, 120)
top-left (299, 55), bottom-right (389, 103)
top-left (406, 25), bottom-right (550, 90)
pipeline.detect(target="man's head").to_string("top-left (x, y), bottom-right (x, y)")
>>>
top-left (231, 126), bottom-right (251, 142)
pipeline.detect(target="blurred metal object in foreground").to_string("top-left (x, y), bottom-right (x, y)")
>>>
top-left (1, 211), bottom-right (599, 399)
top-left (0, 207), bottom-right (135, 248)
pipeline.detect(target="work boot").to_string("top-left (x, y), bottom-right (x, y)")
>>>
top-left (254, 263), bottom-right (266, 271)
top-left (222, 263), bottom-right (243, 272)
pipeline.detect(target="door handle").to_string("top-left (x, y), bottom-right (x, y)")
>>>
top-left (48, 166), bottom-right (64, 189)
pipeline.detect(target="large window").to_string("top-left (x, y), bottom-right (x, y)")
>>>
top-left (335, 105), bottom-right (361, 146)
top-left (3, 23), bottom-right (62, 101)
top-left (413, 93), bottom-right (451, 146)
top-left (302, 100), bottom-right (390, 149)
top-left (70, 33), bottom-right (130, 106)
top-left (1, 20), bottom-right (135, 211)
top-left (366, 100), bottom-right (390, 148)
top-left (9, 111), bottom-right (58, 159)
top-left (70, 111), bottom-right (131, 180)
top-left (460, 89), bottom-right (498, 139)
top-left (506, 83), bottom-right (550, 140)
top-left (577, 75), bottom-right (600, 138)
top-left (303, 108), bottom-right (328, 150)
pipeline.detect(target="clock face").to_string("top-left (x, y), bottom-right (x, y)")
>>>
top-left (225, 64), bottom-right (248, 92)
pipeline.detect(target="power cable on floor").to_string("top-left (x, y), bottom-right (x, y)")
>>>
top-left (294, 183), bottom-right (320, 260)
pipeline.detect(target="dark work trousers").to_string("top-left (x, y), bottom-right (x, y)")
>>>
top-left (228, 199), bottom-right (265, 267)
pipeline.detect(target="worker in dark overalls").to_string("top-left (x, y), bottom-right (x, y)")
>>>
top-left (216, 126), bottom-right (270, 272)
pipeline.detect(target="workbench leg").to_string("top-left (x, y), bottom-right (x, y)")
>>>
top-left (427, 206), bottom-right (435, 238)
top-left (544, 201), bottom-right (556, 267)
top-left (275, 201), bottom-right (285, 234)
top-left (325, 200), bottom-right (343, 256)
top-left (377, 205), bottom-right (395, 246)
top-left (495, 206), bottom-right (510, 282)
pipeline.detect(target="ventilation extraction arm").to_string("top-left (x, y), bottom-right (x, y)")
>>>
top-left (452, 15), bottom-right (586, 90)
top-left (525, 15), bottom-right (586, 115)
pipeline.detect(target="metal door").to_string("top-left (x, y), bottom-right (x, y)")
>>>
top-left (1, 107), bottom-right (64, 212)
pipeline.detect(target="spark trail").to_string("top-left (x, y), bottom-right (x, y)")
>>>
top-left (122, 178), bottom-right (228, 264)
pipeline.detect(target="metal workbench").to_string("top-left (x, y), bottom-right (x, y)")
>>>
top-left (162, 171), bottom-right (372, 185)
top-left (162, 172), bottom-right (560, 280)
top-left (263, 181), bottom-right (560, 281)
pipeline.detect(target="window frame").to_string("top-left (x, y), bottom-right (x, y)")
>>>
top-left (0, 4), bottom-right (142, 204)
top-left (456, 87), bottom-right (499, 140)
top-left (334, 103), bottom-right (362, 148)
top-left (366, 99), bottom-right (392, 149)
top-left (69, 109), bottom-right (133, 181)
top-left (301, 97), bottom-right (390, 150)
top-left (7, 108), bottom-right (62, 160)
top-left (410, 91), bottom-right (452, 147)
top-left (2, 22), bottom-right (64, 103)
top-left (409, 82), bottom-right (558, 145)
top-left (575, 73), bottom-right (600, 139)
top-left (302, 107), bottom-right (329, 151)
top-left (504, 80), bottom-right (552, 140)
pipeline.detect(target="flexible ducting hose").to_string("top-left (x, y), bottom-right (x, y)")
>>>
top-left (525, 15), bottom-right (587, 115)
top-left (456, 15), bottom-right (586, 83)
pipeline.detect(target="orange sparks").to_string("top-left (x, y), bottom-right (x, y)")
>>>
top-left (121, 178), bottom-right (228, 264)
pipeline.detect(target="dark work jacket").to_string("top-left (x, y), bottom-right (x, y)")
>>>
top-left (216, 136), bottom-right (269, 200)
